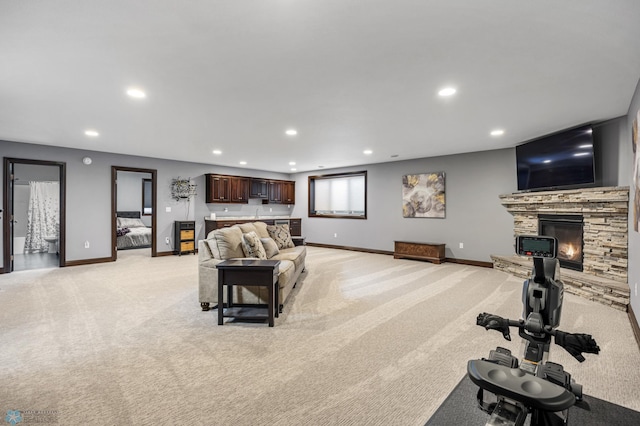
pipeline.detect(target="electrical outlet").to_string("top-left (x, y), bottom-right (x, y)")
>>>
top-left (165, 237), bottom-right (170, 245)
top-left (459, 242), bottom-right (464, 249)
top-left (334, 233), bottom-right (338, 238)
top-left (84, 240), bottom-right (90, 249)
top-left (165, 207), bottom-right (171, 212)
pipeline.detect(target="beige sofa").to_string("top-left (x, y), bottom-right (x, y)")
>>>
top-left (198, 221), bottom-right (306, 312)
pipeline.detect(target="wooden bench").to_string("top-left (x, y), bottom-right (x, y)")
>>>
top-left (394, 241), bottom-right (446, 264)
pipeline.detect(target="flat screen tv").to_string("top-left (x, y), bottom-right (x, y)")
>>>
top-left (516, 125), bottom-right (596, 192)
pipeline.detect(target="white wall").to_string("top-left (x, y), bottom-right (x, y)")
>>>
top-left (625, 77), bottom-right (640, 316)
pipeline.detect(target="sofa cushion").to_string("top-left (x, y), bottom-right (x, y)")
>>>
top-left (204, 239), bottom-right (220, 260)
top-left (267, 224), bottom-right (295, 249)
top-left (237, 223), bottom-right (258, 235)
top-left (260, 237), bottom-right (280, 259)
top-left (241, 231), bottom-right (267, 259)
top-left (276, 259), bottom-right (296, 290)
top-left (253, 221), bottom-right (271, 239)
top-left (273, 246), bottom-right (306, 271)
top-left (213, 226), bottom-right (245, 259)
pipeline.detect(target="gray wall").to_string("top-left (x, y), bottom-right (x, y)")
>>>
top-left (625, 77), bottom-right (640, 316)
top-left (0, 140), bottom-right (289, 266)
top-left (0, 110), bottom-right (631, 269)
top-left (290, 119), bottom-right (628, 263)
top-left (291, 148), bottom-right (517, 262)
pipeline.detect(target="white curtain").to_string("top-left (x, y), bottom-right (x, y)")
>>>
top-left (24, 181), bottom-right (59, 253)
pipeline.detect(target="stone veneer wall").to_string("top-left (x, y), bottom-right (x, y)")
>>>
top-left (494, 186), bottom-right (630, 311)
top-left (500, 186), bottom-right (629, 281)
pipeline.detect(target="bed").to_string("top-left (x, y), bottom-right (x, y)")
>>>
top-left (116, 211), bottom-right (152, 250)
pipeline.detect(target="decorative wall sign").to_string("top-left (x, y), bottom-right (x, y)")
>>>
top-left (402, 172), bottom-right (445, 218)
top-left (170, 177), bottom-right (197, 201)
top-left (633, 110), bottom-right (640, 232)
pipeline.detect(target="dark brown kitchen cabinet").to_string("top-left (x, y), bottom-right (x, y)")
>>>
top-left (230, 177), bottom-right (249, 203)
top-left (282, 181), bottom-right (295, 204)
top-left (268, 181), bottom-right (282, 204)
top-left (250, 178), bottom-right (269, 199)
top-left (205, 174), bottom-right (230, 203)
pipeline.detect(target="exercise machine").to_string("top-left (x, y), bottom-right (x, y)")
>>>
top-left (467, 235), bottom-right (600, 425)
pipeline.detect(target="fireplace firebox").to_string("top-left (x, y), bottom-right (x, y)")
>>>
top-left (538, 215), bottom-right (584, 271)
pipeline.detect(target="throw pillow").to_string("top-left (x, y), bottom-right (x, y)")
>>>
top-left (267, 224), bottom-right (295, 250)
top-left (241, 231), bottom-right (267, 259)
top-left (214, 226), bottom-right (245, 259)
top-left (260, 237), bottom-right (280, 258)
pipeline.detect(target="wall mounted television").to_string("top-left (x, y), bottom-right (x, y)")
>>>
top-left (516, 124), bottom-right (596, 192)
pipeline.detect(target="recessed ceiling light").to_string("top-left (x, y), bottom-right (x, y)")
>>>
top-left (126, 88), bottom-right (146, 99)
top-left (285, 129), bottom-right (297, 136)
top-left (490, 129), bottom-right (505, 136)
top-left (84, 130), bottom-right (99, 137)
top-left (291, 168), bottom-right (297, 171)
top-left (363, 150), bottom-right (373, 155)
top-left (212, 150), bottom-right (222, 155)
top-left (543, 159), bottom-right (552, 163)
top-left (239, 161), bottom-right (247, 165)
top-left (438, 87), bottom-right (456, 97)
top-left (289, 161), bottom-right (296, 166)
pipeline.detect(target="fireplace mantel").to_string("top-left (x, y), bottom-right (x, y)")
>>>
top-left (494, 186), bottom-right (630, 310)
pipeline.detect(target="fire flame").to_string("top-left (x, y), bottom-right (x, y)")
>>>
top-left (559, 243), bottom-right (579, 260)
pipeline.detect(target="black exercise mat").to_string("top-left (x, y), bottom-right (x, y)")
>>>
top-left (426, 375), bottom-right (640, 426)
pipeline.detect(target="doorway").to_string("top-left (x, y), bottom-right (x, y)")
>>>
top-left (111, 166), bottom-right (157, 260)
top-left (2, 158), bottom-right (66, 273)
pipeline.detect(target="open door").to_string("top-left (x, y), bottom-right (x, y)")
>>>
top-left (111, 166), bottom-right (157, 260)
top-left (2, 158), bottom-right (66, 273)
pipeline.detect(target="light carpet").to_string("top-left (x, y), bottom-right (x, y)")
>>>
top-left (1, 247), bottom-right (639, 425)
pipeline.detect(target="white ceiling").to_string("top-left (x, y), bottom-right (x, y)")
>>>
top-left (2, 1), bottom-right (640, 173)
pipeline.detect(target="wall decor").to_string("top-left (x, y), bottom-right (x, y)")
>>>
top-left (633, 110), bottom-right (639, 232)
top-left (170, 177), bottom-right (197, 201)
top-left (402, 172), bottom-right (445, 218)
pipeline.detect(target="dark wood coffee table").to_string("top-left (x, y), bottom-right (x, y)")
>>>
top-left (216, 259), bottom-right (280, 327)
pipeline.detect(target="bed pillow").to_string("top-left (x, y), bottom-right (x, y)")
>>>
top-left (241, 231), bottom-right (267, 259)
top-left (267, 224), bottom-right (295, 250)
top-left (260, 237), bottom-right (280, 259)
top-left (117, 217), bottom-right (146, 228)
top-left (116, 227), bottom-right (131, 237)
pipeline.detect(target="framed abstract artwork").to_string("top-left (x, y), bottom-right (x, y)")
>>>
top-left (402, 172), bottom-right (445, 218)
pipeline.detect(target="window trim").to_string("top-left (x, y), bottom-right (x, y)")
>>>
top-left (308, 171), bottom-right (367, 219)
top-left (142, 178), bottom-right (152, 216)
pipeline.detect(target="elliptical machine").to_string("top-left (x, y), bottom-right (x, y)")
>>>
top-left (467, 235), bottom-right (600, 426)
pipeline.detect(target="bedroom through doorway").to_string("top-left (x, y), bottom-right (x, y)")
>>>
top-left (111, 166), bottom-right (157, 260)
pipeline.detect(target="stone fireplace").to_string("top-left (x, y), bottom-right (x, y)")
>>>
top-left (538, 214), bottom-right (584, 271)
top-left (492, 186), bottom-right (630, 311)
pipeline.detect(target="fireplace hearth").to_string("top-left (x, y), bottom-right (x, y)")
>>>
top-left (492, 186), bottom-right (629, 311)
top-left (538, 215), bottom-right (583, 271)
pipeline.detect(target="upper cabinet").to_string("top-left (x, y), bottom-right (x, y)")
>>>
top-left (230, 177), bottom-right (249, 203)
top-left (282, 180), bottom-right (295, 204)
top-left (249, 178), bottom-right (269, 199)
top-left (205, 174), bottom-right (230, 203)
top-left (206, 174), bottom-right (294, 204)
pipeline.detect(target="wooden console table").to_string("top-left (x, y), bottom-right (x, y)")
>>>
top-left (394, 241), bottom-right (446, 264)
top-left (216, 259), bottom-right (280, 327)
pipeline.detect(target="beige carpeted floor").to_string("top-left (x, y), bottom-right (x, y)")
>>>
top-left (1, 247), bottom-right (639, 425)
